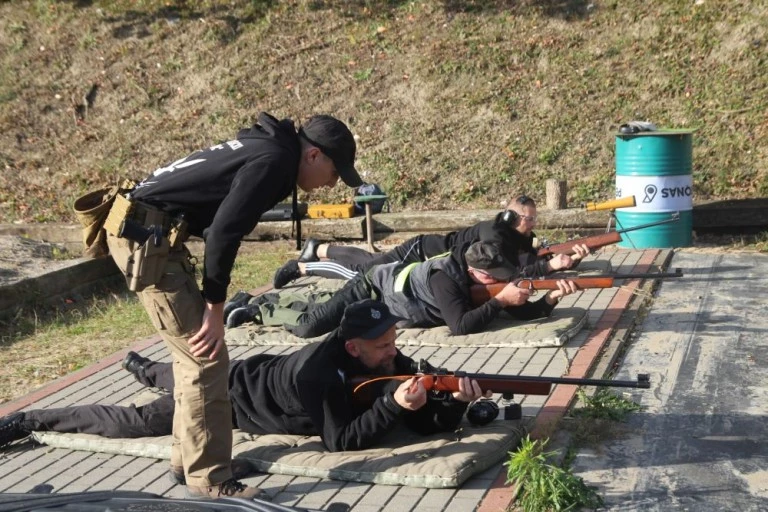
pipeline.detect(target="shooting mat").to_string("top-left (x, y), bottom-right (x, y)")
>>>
top-left (31, 392), bottom-right (527, 489)
top-left (225, 306), bottom-right (587, 349)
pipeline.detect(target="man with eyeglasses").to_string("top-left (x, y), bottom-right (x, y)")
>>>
top-left (232, 240), bottom-right (579, 339)
top-left (262, 194), bottom-right (588, 299)
top-left (495, 195), bottom-right (589, 278)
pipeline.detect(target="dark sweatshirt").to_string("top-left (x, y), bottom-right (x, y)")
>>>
top-left (227, 330), bottom-right (468, 452)
top-left (130, 112), bottom-right (300, 303)
top-left (423, 212), bottom-right (548, 278)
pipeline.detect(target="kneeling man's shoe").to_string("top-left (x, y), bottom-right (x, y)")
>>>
top-left (223, 291), bottom-right (253, 323)
top-left (298, 238), bottom-right (321, 263)
top-left (121, 351), bottom-right (150, 381)
top-left (186, 479), bottom-right (268, 500)
top-left (272, 260), bottom-right (301, 289)
top-left (169, 459), bottom-right (253, 486)
top-left (226, 304), bottom-right (262, 329)
top-left (0, 412), bottom-right (32, 449)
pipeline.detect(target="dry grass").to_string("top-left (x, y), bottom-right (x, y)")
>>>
top-left (1, 0), bottom-right (766, 225)
top-left (0, 241), bottom-right (295, 404)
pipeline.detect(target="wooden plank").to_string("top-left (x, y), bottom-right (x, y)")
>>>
top-left (6, 197), bottom-right (763, 246)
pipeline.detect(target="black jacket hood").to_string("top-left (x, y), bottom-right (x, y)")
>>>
top-left (237, 112), bottom-right (299, 150)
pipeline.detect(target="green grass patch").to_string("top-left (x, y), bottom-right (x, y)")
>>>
top-left (572, 388), bottom-right (645, 422)
top-left (564, 387), bottom-right (645, 452)
top-left (505, 387), bottom-right (645, 508)
top-left (505, 435), bottom-right (603, 512)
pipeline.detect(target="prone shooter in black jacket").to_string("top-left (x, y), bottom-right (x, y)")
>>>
top-left (269, 194), bottom-right (590, 290)
top-left (0, 301), bottom-right (484, 459)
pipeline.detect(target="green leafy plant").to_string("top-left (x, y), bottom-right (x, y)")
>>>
top-left (505, 435), bottom-right (603, 511)
top-left (573, 388), bottom-right (644, 422)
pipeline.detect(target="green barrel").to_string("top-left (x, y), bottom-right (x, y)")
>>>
top-left (615, 130), bottom-right (694, 248)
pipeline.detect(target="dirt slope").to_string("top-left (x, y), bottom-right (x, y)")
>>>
top-left (1, 0), bottom-right (765, 224)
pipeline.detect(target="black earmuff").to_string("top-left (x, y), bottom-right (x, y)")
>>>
top-left (466, 400), bottom-right (500, 426)
top-left (501, 209), bottom-right (519, 226)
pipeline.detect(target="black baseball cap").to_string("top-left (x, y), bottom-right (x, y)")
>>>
top-left (339, 299), bottom-right (404, 340)
top-left (299, 115), bottom-right (363, 187)
top-left (465, 241), bottom-right (518, 281)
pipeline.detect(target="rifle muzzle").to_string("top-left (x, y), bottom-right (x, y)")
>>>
top-left (584, 195), bottom-right (637, 211)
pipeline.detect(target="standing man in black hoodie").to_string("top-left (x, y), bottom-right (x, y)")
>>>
top-left (103, 112), bottom-right (362, 499)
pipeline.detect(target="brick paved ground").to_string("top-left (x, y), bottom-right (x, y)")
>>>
top-left (0, 248), bottom-right (664, 511)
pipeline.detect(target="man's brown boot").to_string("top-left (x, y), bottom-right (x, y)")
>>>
top-left (186, 478), bottom-right (268, 500)
top-left (169, 458), bottom-right (253, 485)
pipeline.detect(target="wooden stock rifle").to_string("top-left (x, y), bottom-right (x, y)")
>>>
top-left (469, 269), bottom-right (683, 306)
top-left (583, 195), bottom-right (636, 211)
top-left (535, 212), bottom-right (681, 257)
top-left (349, 359), bottom-right (651, 420)
top-left (351, 368), bottom-right (650, 419)
top-left (352, 371), bottom-right (650, 396)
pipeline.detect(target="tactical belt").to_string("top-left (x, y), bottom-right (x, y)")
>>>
top-left (104, 193), bottom-right (187, 248)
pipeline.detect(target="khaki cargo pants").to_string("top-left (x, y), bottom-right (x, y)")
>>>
top-left (107, 234), bottom-right (232, 487)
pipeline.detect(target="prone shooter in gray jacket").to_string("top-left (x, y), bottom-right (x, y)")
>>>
top-left (242, 241), bottom-right (579, 339)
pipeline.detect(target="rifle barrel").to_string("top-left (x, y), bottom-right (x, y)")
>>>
top-left (537, 212), bottom-right (680, 257)
top-left (607, 268), bottom-right (683, 280)
top-left (616, 212), bottom-right (680, 234)
top-left (460, 372), bottom-right (651, 389)
top-left (352, 373), bottom-right (651, 399)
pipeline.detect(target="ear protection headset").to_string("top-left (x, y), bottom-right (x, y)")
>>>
top-left (466, 399), bottom-right (500, 426)
top-left (501, 195), bottom-right (533, 226)
top-left (501, 209), bottom-right (519, 226)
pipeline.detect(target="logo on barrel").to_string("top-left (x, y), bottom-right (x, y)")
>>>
top-left (642, 183), bottom-right (692, 203)
top-left (643, 184), bottom-right (658, 203)
top-left (615, 175), bottom-right (693, 212)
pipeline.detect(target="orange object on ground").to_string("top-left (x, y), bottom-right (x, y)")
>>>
top-left (307, 204), bottom-right (355, 219)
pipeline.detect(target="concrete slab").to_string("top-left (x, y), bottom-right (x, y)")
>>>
top-left (572, 250), bottom-right (768, 510)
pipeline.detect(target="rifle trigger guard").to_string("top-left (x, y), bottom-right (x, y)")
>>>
top-left (429, 390), bottom-right (451, 401)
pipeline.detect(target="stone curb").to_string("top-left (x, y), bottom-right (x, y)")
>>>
top-left (0, 257), bottom-right (121, 316)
